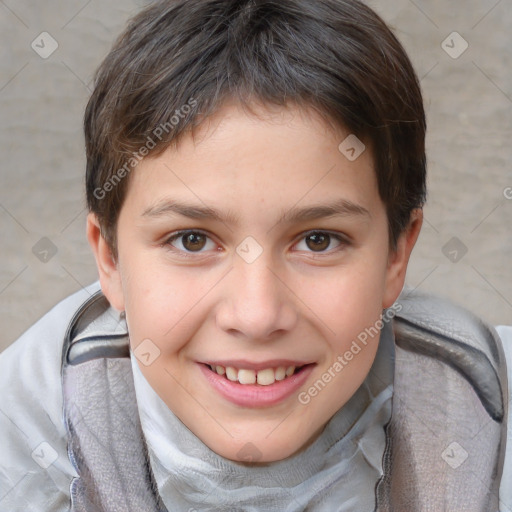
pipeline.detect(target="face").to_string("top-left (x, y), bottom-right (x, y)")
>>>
top-left (88, 102), bottom-right (421, 463)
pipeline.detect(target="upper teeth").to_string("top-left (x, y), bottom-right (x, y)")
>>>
top-left (210, 365), bottom-right (297, 386)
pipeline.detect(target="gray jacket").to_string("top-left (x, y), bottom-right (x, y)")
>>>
top-left (1, 283), bottom-right (512, 511)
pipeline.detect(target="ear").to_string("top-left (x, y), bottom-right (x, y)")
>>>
top-left (86, 213), bottom-right (125, 312)
top-left (382, 209), bottom-right (423, 308)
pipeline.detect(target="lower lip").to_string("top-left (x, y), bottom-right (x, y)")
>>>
top-left (198, 363), bottom-right (315, 408)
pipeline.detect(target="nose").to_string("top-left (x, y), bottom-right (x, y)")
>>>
top-left (216, 256), bottom-right (298, 341)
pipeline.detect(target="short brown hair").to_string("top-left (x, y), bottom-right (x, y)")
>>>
top-left (85, 0), bottom-right (426, 254)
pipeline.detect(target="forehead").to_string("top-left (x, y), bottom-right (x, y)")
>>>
top-left (123, 102), bottom-right (380, 221)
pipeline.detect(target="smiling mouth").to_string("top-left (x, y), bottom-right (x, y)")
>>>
top-left (204, 363), bottom-right (309, 386)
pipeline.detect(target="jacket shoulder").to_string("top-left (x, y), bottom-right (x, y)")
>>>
top-left (63, 289), bottom-right (129, 367)
top-left (393, 289), bottom-right (507, 422)
top-left (0, 283), bottom-right (102, 510)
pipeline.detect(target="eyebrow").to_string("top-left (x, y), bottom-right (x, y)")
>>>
top-left (142, 200), bottom-right (231, 222)
top-left (141, 198), bottom-right (371, 224)
top-left (278, 199), bottom-right (371, 223)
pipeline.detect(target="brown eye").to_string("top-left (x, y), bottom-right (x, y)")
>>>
top-left (167, 231), bottom-right (216, 253)
top-left (305, 233), bottom-right (331, 252)
top-left (182, 233), bottom-right (207, 251)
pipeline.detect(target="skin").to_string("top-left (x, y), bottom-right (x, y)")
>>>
top-left (87, 102), bottom-right (422, 463)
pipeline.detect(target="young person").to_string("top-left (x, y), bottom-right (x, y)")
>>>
top-left (1, 0), bottom-right (511, 510)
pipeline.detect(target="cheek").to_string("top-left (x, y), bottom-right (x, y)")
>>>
top-left (303, 261), bottom-right (388, 338)
top-left (119, 254), bottom-right (215, 353)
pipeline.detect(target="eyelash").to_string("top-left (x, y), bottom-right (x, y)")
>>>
top-left (163, 229), bottom-right (350, 256)
top-left (293, 230), bottom-right (349, 254)
top-left (163, 230), bottom-right (218, 256)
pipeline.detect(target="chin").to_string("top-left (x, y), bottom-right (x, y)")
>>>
top-left (205, 425), bottom-right (324, 465)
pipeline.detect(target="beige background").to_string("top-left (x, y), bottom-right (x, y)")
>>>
top-left (1, 0), bottom-right (511, 352)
